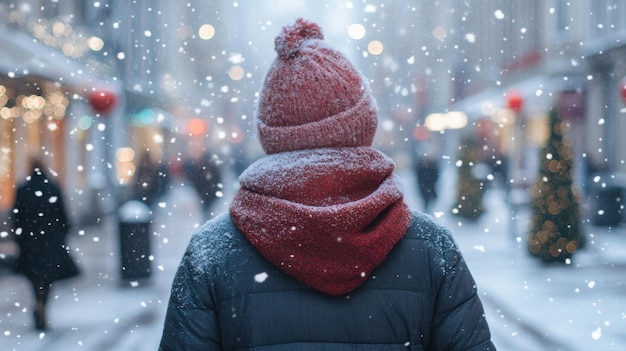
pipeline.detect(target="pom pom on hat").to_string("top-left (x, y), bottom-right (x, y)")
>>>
top-left (275, 18), bottom-right (324, 59)
top-left (257, 18), bottom-right (378, 154)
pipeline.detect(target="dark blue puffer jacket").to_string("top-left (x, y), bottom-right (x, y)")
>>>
top-left (159, 211), bottom-right (496, 350)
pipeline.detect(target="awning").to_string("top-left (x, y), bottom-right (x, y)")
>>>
top-left (451, 75), bottom-right (585, 120)
top-left (0, 25), bottom-right (104, 88)
top-left (126, 89), bottom-right (173, 114)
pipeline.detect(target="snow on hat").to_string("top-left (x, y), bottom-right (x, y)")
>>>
top-left (256, 18), bottom-right (378, 154)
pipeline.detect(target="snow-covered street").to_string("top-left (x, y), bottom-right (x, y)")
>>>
top-left (2, 2), bottom-right (626, 350)
top-left (402, 166), bottom-right (626, 350)
top-left (1, 167), bottom-right (625, 350)
top-left (0, 183), bottom-right (205, 351)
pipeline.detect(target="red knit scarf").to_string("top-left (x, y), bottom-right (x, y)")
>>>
top-left (230, 147), bottom-right (411, 295)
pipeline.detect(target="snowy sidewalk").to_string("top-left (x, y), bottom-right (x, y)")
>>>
top-left (0, 184), bottom-right (209, 351)
top-left (399, 167), bottom-right (626, 350)
top-left (2, 167), bottom-right (625, 350)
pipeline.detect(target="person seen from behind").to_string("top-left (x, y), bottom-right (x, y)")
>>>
top-left (416, 154), bottom-right (441, 212)
top-left (183, 151), bottom-right (223, 220)
top-left (11, 157), bottom-right (80, 331)
top-left (159, 18), bottom-right (495, 350)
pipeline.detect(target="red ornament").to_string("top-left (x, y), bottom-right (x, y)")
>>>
top-left (89, 90), bottom-right (117, 114)
top-left (620, 77), bottom-right (626, 103)
top-left (507, 90), bottom-right (523, 113)
top-left (413, 125), bottom-right (430, 141)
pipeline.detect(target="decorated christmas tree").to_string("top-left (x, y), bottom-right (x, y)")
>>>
top-left (452, 134), bottom-right (486, 220)
top-left (527, 107), bottom-right (585, 262)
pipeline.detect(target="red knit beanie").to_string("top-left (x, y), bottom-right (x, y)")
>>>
top-left (257, 18), bottom-right (378, 154)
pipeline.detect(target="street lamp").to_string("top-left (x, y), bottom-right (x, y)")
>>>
top-left (424, 111), bottom-right (468, 131)
top-left (425, 113), bottom-right (446, 132)
top-left (445, 111), bottom-right (468, 129)
top-left (88, 87), bottom-right (119, 213)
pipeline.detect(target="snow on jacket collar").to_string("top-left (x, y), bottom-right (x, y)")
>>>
top-left (230, 147), bottom-right (411, 295)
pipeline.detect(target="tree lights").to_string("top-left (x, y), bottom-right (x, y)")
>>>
top-left (527, 107), bottom-right (585, 262)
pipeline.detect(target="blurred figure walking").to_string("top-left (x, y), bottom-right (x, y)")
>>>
top-left (184, 152), bottom-right (222, 220)
top-left (133, 151), bottom-right (170, 207)
top-left (11, 157), bottom-right (80, 331)
top-left (416, 154), bottom-right (440, 212)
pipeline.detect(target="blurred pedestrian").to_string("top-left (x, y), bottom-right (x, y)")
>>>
top-left (184, 152), bottom-right (222, 219)
top-left (133, 151), bottom-right (169, 207)
top-left (487, 151), bottom-right (510, 192)
top-left (11, 157), bottom-right (80, 331)
top-left (416, 154), bottom-right (440, 212)
top-left (160, 18), bottom-right (495, 350)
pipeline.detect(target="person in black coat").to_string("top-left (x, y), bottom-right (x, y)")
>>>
top-left (12, 158), bottom-right (79, 331)
top-left (183, 152), bottom-right (222, 219)
top-left (159, 19), bottom-right (495, 350)
top-left (416, 154), bottom-right (440, 212)
top-left (133, 151), bottom-right (169, 207)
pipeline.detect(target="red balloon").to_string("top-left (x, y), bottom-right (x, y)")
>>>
top-left (89, 90), bottom-right (117, 114)
top-left (620, 77), bottom-right (626, 103)
top-left (507, 91), bottom-right (523, 112)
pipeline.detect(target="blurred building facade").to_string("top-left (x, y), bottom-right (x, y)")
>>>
top-left (0, 1), bottom-right (122, 224)
top-left (356, 1), bottom-right (625, 195)
top-left (1, 1), bottom-right (625, 225)
top-left (441, 1), bottom-right (626, 193)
